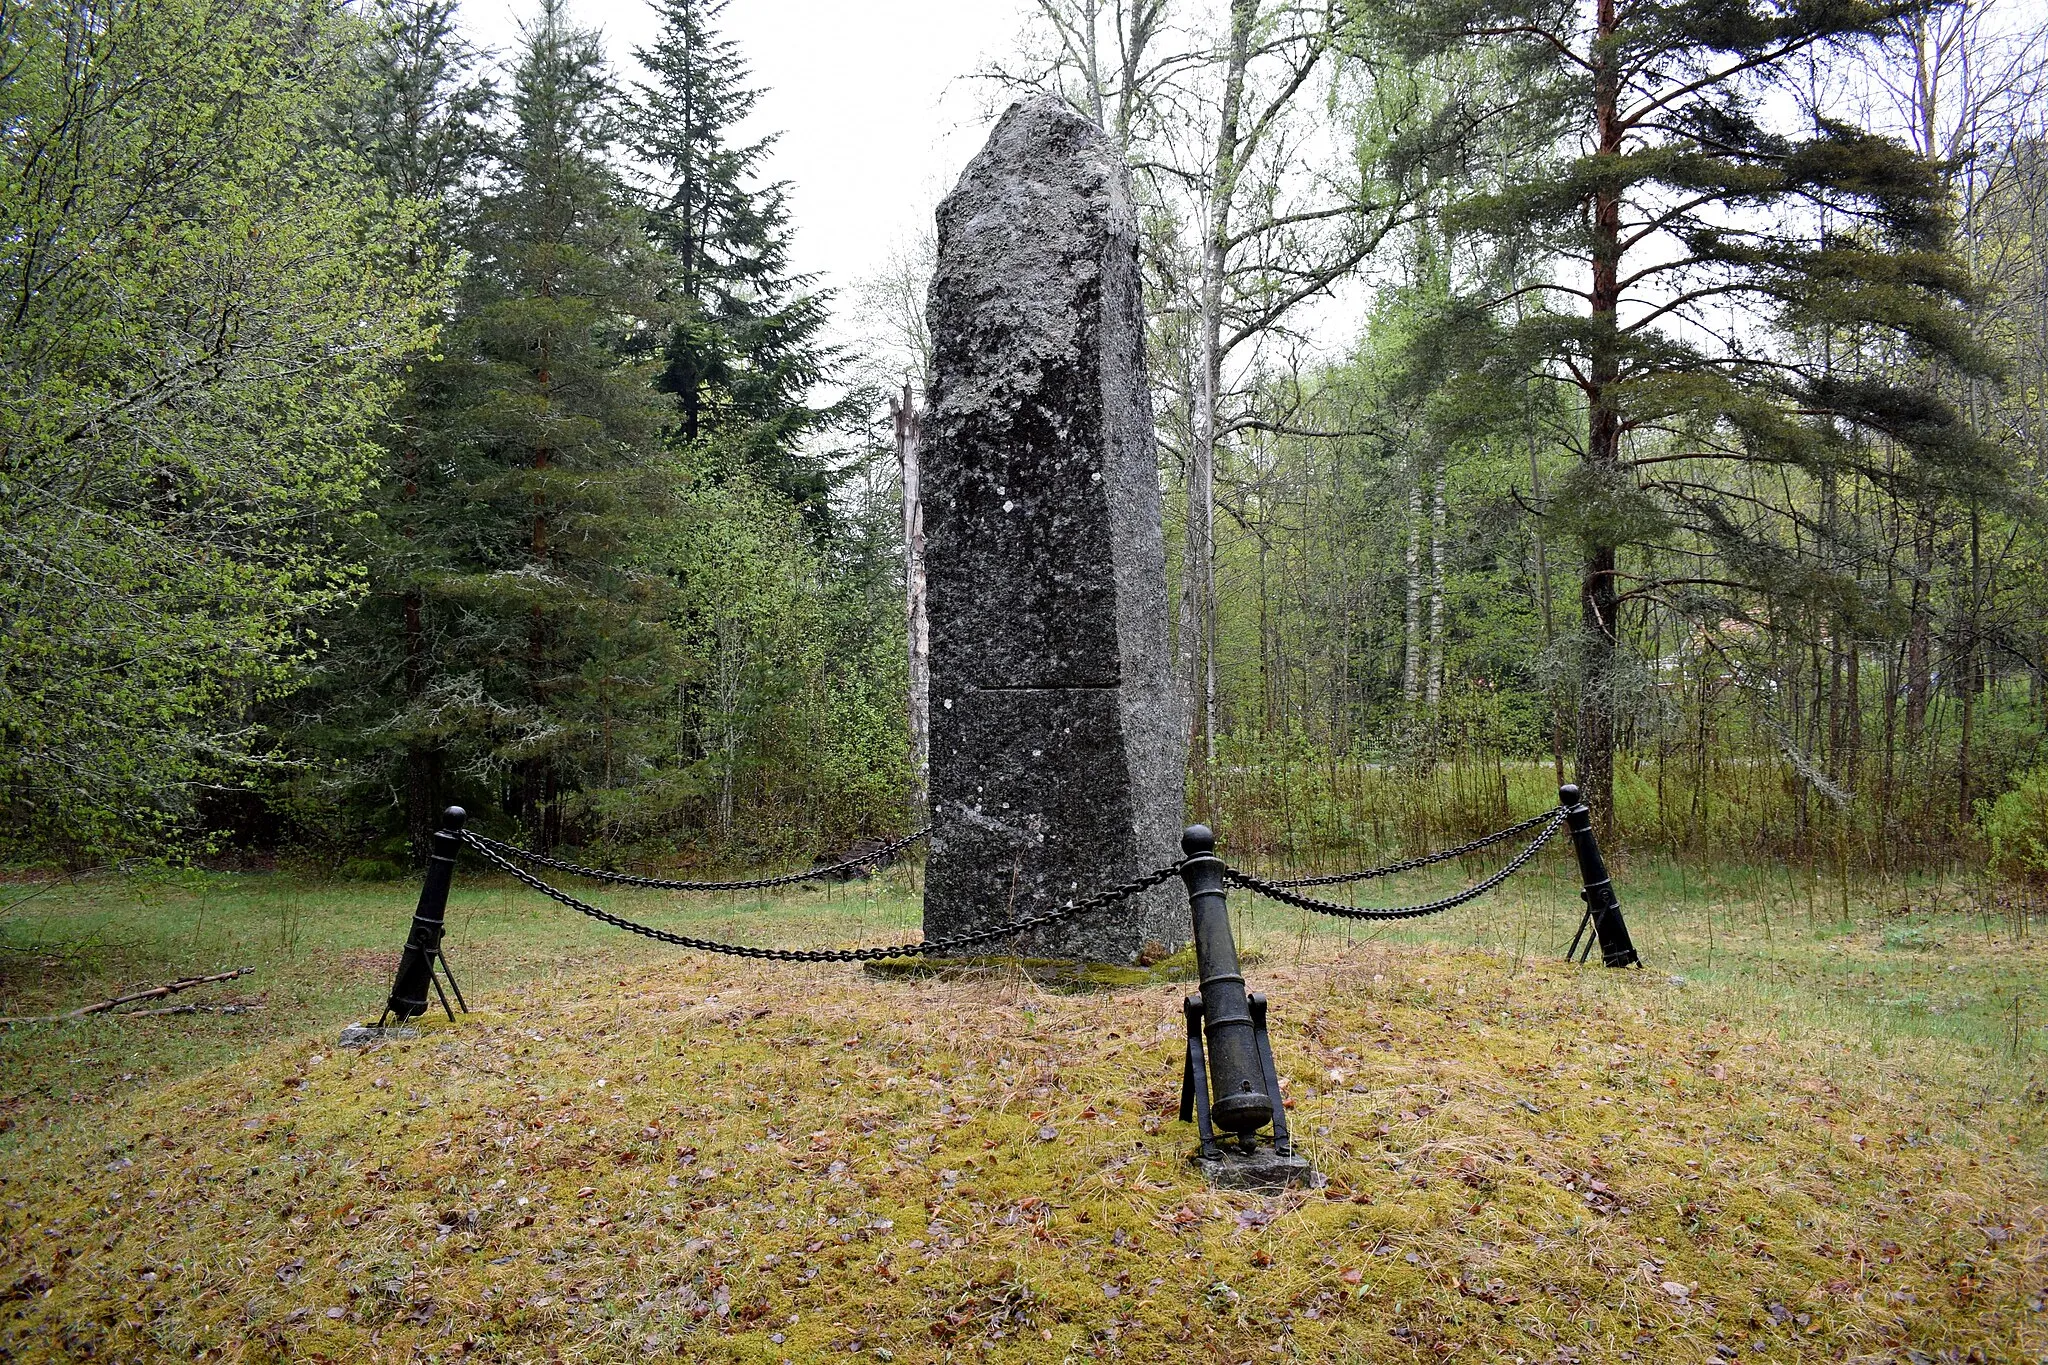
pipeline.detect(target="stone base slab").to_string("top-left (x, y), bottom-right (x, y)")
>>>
top-left (1191, 1143), bottom-right (1321, 1193)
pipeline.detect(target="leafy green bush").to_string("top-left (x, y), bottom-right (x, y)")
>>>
top-left (1978, 765), bottom-right (2048, 883)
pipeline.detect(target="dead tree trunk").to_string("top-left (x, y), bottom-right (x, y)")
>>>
top-left (893, 384), bottom-right (930, 811)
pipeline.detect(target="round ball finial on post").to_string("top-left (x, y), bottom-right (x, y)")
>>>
top-left (1558, 784), bottom-right (1583, 809)
top-left (441, 806), bottom-right (468, 831)
top-left (1181, 824), bottom-right (1215, 858)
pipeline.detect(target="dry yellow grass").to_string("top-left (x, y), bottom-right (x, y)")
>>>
top-left (2, 941), bottom-right (2042, 1363)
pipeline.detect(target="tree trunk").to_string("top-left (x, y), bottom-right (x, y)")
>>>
top-left (893, 385), bottom-right (929, 812)
top-left (1906, 515), bottom-right (1933, 750)
top-left (1403, 467), bottom-right (1423, 706)
top-left (1425, 453), bottom-right (1448, 716)
top-left (402, 587), bottom-right (438, 858)
top-left (1576, 543), bottom-right (1620, 829)
top-left (1525, 402), bottom-right (1565, 785)
top-left (1185, 0), bottom-right (1255, 810)
top-left (400, 402), bottom-right (439, 857)
top-left (1175, 492), bottom-right (1204, 808)
top-left (1957, 502), bottom-right (1982, 831)
top-left (1258, 534), bottom-right (1276, 735)
top-left (1576, 0), bottom-right (1624, 832)
top-left (525, 353), bottom-right (554, 851)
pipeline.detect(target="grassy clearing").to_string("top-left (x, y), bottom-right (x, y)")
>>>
top-left (0, 866), bottom-right (931, 1141)
top-left (1, 851), bottom-right (2044, 1362)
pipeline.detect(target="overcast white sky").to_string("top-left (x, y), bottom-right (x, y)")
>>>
top-left (461, 0), bottom-right (1034, 308)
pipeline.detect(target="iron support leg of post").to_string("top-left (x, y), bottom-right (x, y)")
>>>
top-left (430, 966), bottom-right (456, 1023)
top-left (1559, 785), bottom-right (1641, 968)
top-left (1566, 906), bottom-right (1600, 964)
top-left (436, 951), bottom-right (468, 1014)
top-left (1249, 994), bottom-right (1291, 1156)
top-left (1565, 907), bottom-right (1591, 963)
top-left (1182, 994), bottom-right (1219, 1159)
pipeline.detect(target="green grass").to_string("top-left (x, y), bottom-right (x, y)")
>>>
top-left (0, 864), bottom-right (932, 1143)
top-left (4, 849), bottom-right (2042, 1146)
top-left (0, 848), bottom-right (2043, 1362)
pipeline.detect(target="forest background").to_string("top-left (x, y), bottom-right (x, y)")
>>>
top-left (4, 0), bottom-right (2046, 883)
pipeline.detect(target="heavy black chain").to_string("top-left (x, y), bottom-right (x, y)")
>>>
top-left (464, 826), bottom-right (931, 893)
top-left (1254, 807), bottom-right (1562, 888)
top-left (462, 831), bottom-right (1181, 963)
top-left (1224, 808), bottom-right (1566, 921)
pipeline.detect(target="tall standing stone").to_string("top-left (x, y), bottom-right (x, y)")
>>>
top-left (922, 96), bottom-right (1185, 963)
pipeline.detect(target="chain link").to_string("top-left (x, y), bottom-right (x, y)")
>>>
top-left (1223, 809), bottom-right (1567, 921)
top-left (461, 831), bottom-right (1181, 963)
top-left (458, 807), bottom-right (1568, 958)
top-left (1253, 807), bottom-right (1563, 888)
top-left (464, 826), bottom-right (931, 893)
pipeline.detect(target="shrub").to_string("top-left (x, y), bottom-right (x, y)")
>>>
top-left (1978, 765), bottom-right (2048, 883)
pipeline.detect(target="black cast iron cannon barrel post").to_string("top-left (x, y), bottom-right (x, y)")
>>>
top-left (384, 806), bottom-right (470, 1023)
top-left (1560, 784), bottom-right (1641, 968)
top-left (1178, 825), bottom-right (1272, 1144)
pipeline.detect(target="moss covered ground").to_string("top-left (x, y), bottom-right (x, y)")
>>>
top-left (0, 856), bottom-right (2043, 1362)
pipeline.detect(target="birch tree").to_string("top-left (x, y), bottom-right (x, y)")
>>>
top-left (0, 0), bottom-right (438, 853)
top-left (1004, 0), bottom-right (1417, 808)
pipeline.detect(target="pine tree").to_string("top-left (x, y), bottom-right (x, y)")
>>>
top-left (345, 0), bottom-right (495, 212)
top-left (630, 0), bottom-right (843, 522)
top-left (1368, 0), bottom-right (2004, 827)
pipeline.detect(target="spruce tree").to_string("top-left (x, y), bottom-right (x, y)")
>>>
top-left (631, 0), bottom-right (842, 521)
top-left (345, 0), bottom-right (495, 212)
top-left (442, 0), bottom-right (674, 849)
top-left (1368, 0), bottom-right (2003, 827)
top-left (288, 0), bottom-right (674, 853)
top-left (290, 0), bottom-right (493, 858)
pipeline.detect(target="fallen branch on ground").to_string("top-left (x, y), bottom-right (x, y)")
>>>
top-left (0, 967), bottom-right (255, 1025)
top-left (120, 1002), bottom-right (265, 1019)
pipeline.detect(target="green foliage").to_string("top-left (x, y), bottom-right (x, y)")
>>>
top-left (338, 0), bottom-right (496, 211)
top-left (0, 0), bottom-right (439, 855)
top-left (1979, 764), bottom-right (2048, 884)
top-left (638, 468), bottom-right (911, 854)
top-left (1359, 0), bottom-right (2004, 821)
top-left (376, 0), bottom-right (674, 851)
top-left (271, 0), bottom-right (910, 865)
top-left (281, 0), bottom-right (496, 855)
top-left (16, 0), bottom-right (2032, 879)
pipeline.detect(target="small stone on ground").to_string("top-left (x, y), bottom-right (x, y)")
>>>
top-left (337, 1025), bottom-right (417, 1048)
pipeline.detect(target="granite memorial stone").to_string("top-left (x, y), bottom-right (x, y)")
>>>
top-left (922, 95), bottom-right (1185, 963)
